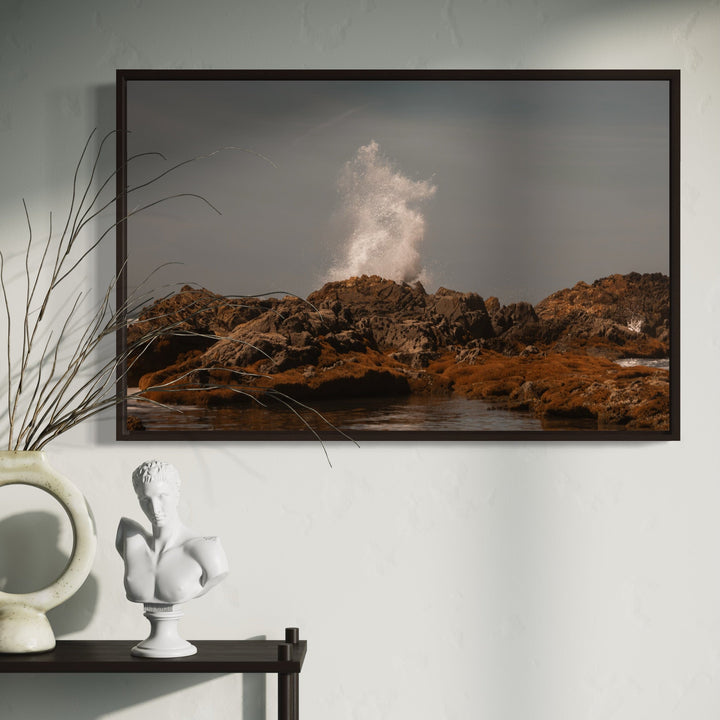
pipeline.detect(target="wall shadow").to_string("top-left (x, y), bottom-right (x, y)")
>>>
top-left (243, 635), bottom-right (268, 720)
top-left (0, 673), bottom-right (232, 720)
top-left (0, 511), bottom-right (99, 636)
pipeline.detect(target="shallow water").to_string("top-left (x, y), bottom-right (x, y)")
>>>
top-left (615, 357), bottom-right (670, 370)
top-left (128, 393), bottom-right (545, 433)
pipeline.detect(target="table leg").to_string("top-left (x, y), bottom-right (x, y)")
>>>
top-left (278, 672), bottom-right (292, 720)
top-left (279, 629), bottom-right (301, 720)
top-left (291, 671), bottom-right (299, 720)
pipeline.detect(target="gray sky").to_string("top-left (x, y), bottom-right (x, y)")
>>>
top-left (126, 78), bottom-right (670, 305)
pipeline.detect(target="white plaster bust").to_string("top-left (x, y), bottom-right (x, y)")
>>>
top-left (116, 460), bottom-right (229, 606)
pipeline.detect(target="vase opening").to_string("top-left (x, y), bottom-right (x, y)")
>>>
top-left (0, 485), bottom-right (74, 594)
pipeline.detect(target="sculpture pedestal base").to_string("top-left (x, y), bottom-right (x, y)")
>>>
top-left (131, 605), bottom-right (196, 658)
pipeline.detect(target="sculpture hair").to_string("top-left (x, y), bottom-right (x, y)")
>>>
top-left (132, 460), bottom-right (181, 495)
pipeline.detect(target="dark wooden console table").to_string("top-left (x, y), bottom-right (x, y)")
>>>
top-left (0, 627), bottom-right (305, 720)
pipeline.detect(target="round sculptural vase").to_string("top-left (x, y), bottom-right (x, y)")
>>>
top-left (0, 451), bottom-right (96, 653)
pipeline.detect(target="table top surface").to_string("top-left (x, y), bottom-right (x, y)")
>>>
top-left (0, 639), bottom-right (306, 673)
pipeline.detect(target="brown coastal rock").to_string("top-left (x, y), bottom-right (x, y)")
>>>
top-left (127, 285), bottom-right (277, 384)
top-left (432, 350), bottom-right (669, 431)
top-left (535, 272), bottom-right (670, 353)
top-left (129, 272), bottom-right (671, 431)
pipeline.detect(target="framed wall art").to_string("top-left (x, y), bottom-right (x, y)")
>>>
top-left (116, 69), bottom-right (679, 441)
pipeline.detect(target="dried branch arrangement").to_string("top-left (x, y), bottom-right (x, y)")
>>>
top-left (0, 130), bottom-right (351, 459)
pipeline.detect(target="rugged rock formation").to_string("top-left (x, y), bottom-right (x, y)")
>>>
top-left (128, 272), bottom-right (671, 431)
top-left (432, 351), bottom-right (669, 431)
top-left (127, 285), bottom-right (276, 384)
top-left (535, 272), bottom-right (670, 350)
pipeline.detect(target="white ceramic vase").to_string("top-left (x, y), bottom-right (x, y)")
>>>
top-left (0, 451), bottom-right (96, 653)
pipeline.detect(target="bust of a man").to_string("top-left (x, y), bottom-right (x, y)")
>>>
top-left (115, 460), bottom-right (228, 606)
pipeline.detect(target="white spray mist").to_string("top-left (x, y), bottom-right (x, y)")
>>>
top-left (326, 140), bottom-right (436, 286)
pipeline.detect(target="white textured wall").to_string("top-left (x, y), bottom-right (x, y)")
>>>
top-left (0, 1), bottom-right (718, 718)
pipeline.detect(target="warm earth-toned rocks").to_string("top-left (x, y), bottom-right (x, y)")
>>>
top-left (127, 272), bottom-right (671, 432)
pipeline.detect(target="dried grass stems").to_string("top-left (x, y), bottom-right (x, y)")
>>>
top-left (0, 130), bottom-right (352, 461)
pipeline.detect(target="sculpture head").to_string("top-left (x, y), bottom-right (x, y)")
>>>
top-left (131, 461), bottom-right (181, 530)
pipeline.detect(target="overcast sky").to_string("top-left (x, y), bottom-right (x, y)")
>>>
top-left (125, 78), bottom-right (670, 305)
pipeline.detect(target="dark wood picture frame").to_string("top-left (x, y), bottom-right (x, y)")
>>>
top-left (116, 69), bottom-right (679, 442)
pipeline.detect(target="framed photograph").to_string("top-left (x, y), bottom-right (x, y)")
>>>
top-left (116, 69), bottom-right (679, 441)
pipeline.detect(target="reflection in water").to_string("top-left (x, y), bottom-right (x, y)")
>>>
top-left (128, 394), bottom-right (547, 432)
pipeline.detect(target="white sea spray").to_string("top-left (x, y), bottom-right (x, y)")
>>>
top-left (326, 140), bottom-right (436, 285)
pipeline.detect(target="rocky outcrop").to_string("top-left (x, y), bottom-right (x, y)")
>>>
top-left (307, 275), bottom-right (428, 315)
top-left (129, 272), bottom-right (671, 431)
top-left (428, 288), bottom-right (494, 339)
top-left (127, 285), bottom-right (277, 384)
top-left (535, 272), bottom-right (670, 348)
top-left (446, 352), bottom-right (669, 430)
